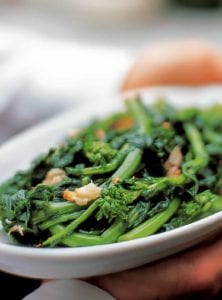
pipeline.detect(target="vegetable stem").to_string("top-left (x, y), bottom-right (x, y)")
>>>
top-left (59, 219), bottom-right (128, 247)
top-left (42, 201), bottom-right (98, 247)
top-left (32, 201), bottom-right (81, 224)
top-left (112, 148), bottom-right (142, 180)
top-left (67, 144), bottom-right (129, 176)
top-left (38, 210), bottom-right (84, 230)
top-left (183, 123), bottom-right (209, 172)
top-left (183, 123), bottom-right (209, 192)
top-left (118, 198), bottom-right (180, 242)
top-left (125, 97), bottom-right (151, 134)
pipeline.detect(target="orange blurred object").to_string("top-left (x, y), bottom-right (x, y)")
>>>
top-left (121, 40), bottom-right (222, 91)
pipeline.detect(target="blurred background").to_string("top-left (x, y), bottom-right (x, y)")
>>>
top-left (1, 0), bottom-right (222, 144)
top-left (1, 1), bottom-right (222, 298)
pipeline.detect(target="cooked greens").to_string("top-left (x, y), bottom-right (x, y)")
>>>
top-left (0, 97), bottom-right (221, 247)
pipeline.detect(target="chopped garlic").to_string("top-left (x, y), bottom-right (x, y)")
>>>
top-left (63, 182), bottom-right (101, 206)
top-left (164, 146), bottom-right (183, 178)
top-left (5, 218), bottom-right (12, 225)
top-left (8, 225), bottom-right (24, 236)
top-left (112, 177), bottom-right (119, 184)
top-left (43, 168), bottom-right (66, 186)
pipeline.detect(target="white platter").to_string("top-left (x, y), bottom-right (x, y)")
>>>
top-left (0, 86), bottom-right (222, 279)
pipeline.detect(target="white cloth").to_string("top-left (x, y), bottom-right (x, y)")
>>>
top-left (23, 279), bottom-right (114, 300)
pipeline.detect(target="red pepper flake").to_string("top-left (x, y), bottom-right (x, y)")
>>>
top-left (112, 117), bottom-right (134, 130)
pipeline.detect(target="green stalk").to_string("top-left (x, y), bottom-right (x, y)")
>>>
top-left (128, 175), bottom-right (186, 199)
top-left (204, 129), bottom-right (222, 145)
top-left (167, 175), bottom-right (186, 186)
top-left (38, 210), bottom-right (84, 230)
top-left (51, 203), bottom-right (144, 247)
top-left (112, 148), bottom-right (142, 180)
top-left (184, 123), bottom-right (209, 163)
top-left (125, 97), bottom-right (151, 134)
top-left (183, 123), bottom-right (209, 192)
top-left (66, 144), bottom-right (129, 176)
top-left (32, 201), bottom-right (81, 224)
top-left (56, 219), bottom-right (128, 247)
top-left (183, 123), bottom-right (209, 174)
top-left (198, 194), bottom-right (222, 218)
top-left (42, 201), bottom-right (98, 247)
top-left (118, 198), bottom-right (180, 242)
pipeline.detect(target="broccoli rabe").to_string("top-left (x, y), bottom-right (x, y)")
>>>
top-left (0, 96), bottom-right (221, 247)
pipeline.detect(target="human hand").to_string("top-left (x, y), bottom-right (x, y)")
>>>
top-left (89, 236), bottom-right (222, 299)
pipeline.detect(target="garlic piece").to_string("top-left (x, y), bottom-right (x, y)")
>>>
top-left (43, 168), bottom-right (66, 186)
top-left (63, 182), bottom-right (101, 206)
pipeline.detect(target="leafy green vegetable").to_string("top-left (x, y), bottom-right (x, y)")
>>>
top-left (46, 138), bottom-right (83, 168)
top-left (0, 96), bottom-right (221, 247)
